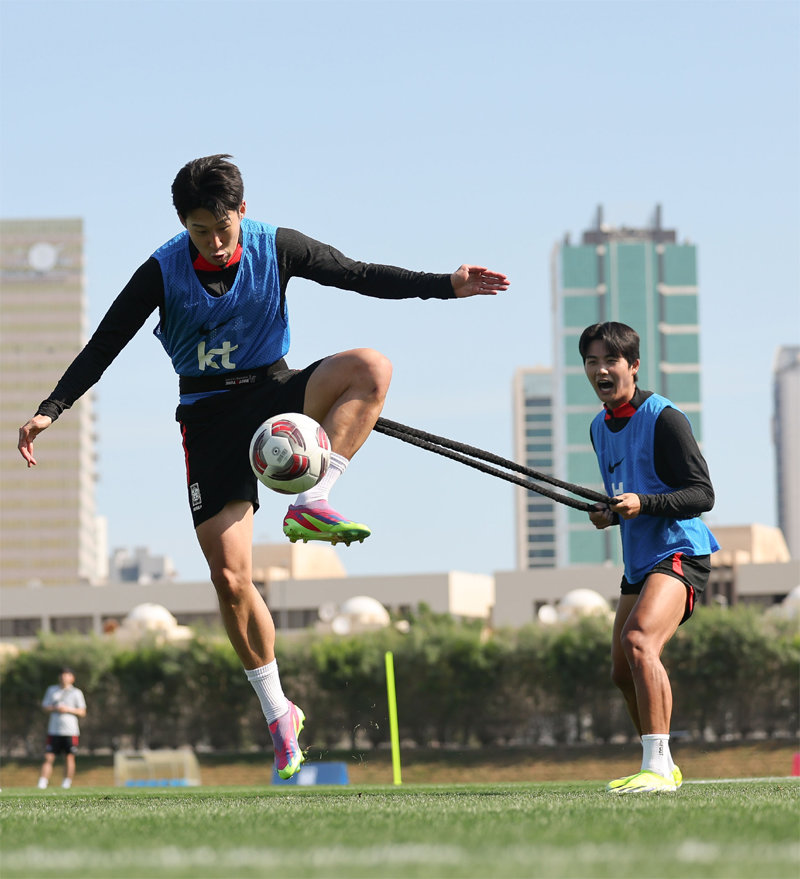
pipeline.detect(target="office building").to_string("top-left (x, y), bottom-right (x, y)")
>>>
top-left (551, 205), bottom-right (703, 566)
top-left (0, 218), bottom-right (102, 587)
top-left (773, 345), bottom-right (800, 558)
top-left (108, 547), bottom-right (178, 584)
top-left (512, 367), bottom-right (557, 568)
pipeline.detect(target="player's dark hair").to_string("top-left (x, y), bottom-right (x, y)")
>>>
top-left (578, 322), bottom-right (640, 382)
top-left (171, 154), bottom-right (244, 221)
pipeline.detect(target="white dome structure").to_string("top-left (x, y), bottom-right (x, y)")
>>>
top-left (557, 589), bottom-right (612, 622)
top-left (322, 595), bottom-right (391, 635)
top-left (115, 603), bottom-right (193, 644)
top-left (338, 596), bottom-right (391, 626)
top-left (537, 604), bottom-right (559, 625)
top-left (772, 584), bottom-right (800, 620)
top-left (126, 603), bottom-right (178, 628)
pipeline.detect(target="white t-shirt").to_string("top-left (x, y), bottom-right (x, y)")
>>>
top-left (42, 684), bottom-right (86, 736)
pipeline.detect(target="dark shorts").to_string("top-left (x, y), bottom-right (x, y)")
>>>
top-left (46, 735), bottom-right (79, 755)
top-left (621, 552), bottom-right (710, 624)
top-left (176, 359), bottom-right (324, 528)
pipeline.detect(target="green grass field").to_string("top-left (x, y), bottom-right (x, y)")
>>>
top-left (1, 781), bottom-right (797, 879)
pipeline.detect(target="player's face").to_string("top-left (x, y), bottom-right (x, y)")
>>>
top-left (182, 202), bottom-right (246, 267)
top-left (583, 339), bottom-right (639, 409)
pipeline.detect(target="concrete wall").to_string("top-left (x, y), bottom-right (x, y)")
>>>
top-left (735, 560), bottom-right (800, 597)
top-left (1, 559), bottom-right (795, 646)
top-left (265, 571), bottom-right (494, 620)
top-left (0, 571), bottom-right (495, 643)
top-left (493, 565), bottom-right (623, 627)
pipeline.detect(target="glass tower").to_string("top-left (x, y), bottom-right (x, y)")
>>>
top-left (552, 205), bottom-right (703, 567)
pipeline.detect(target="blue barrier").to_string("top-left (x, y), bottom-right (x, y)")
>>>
top-left (271, 761), bottom-right (349, 786)
top-left (123, 778), bottom-right (195, 787)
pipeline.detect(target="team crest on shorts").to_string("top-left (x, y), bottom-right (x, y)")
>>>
top-left (190, 482), bottom-right (202, 511)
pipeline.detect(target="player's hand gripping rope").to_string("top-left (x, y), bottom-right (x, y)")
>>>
top-left (373, 417), bottom-right (617, 513)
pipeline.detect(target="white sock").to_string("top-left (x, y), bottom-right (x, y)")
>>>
top-left (61, 778), bottom-right (72, 789)
top-left (245, 660), bottom-right (289, 724)
top-left (641, 733), bottom-right (672, 778)
top-left (37, 777), bottom-right (48, 789)
top-left (295, 452), bottom-right (349, 507)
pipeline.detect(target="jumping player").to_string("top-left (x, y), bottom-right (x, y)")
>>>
top-left (579, 321), bottom-right (719, 794)
top-left (18, 154), bottom-right (509, 780)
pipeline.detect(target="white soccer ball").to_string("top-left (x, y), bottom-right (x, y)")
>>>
top-left (249, 413), bottom-right (331, 495)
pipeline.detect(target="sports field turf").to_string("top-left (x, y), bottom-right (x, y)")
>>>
top-left (1, 781), bottom-right (797, 879)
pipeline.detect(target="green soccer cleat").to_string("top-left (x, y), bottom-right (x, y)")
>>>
top-left (607, 769), bottom-right (678, 794)
top-left (283, 502), bottom-right (371, 546)
top-left (607, 765), bottom-right (683, 792)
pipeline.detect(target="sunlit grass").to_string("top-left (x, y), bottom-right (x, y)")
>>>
top-left (1, 781), bottom-right (798, 879)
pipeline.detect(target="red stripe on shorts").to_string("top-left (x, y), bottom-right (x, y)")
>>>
top-left (180, 422), bottom-right (191, 485)
top-left (672, 552), bottom-right (684, 576)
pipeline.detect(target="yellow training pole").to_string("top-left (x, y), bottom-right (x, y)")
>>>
top-left (384, 650), bottom-right (402, 785)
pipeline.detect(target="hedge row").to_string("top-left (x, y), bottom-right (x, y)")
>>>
top-left (1, 605), bottom-right (797, 756)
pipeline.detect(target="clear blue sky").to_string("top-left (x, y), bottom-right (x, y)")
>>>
top-left (2, 1), bottom-right (798, 581)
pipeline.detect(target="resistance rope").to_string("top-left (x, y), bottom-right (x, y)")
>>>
top-left (373, 417), bottom-right (615, 513)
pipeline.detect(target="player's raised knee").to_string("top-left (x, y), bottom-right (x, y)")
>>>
top-left (349, 347), bottom-right (393, 396)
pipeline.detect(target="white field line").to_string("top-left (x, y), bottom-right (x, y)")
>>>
top-left (684, 776), bottom-right (800, 784)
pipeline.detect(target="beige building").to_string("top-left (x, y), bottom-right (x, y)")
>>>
top-left (707, 523), bottom-right (796, 609)
top-left (0, 542), bottom-right (495, 644)
top-left (2, 530), bottom-right (797, 648)
top-left (0, 218), bottom-right (102, 587)
top-left (493, 523), bottom-right (799, 627)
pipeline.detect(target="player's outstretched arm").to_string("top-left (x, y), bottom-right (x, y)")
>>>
top-left (450, 265), bottom-right (510, 298)
top-left (18, 415), bottom-right (52, 467)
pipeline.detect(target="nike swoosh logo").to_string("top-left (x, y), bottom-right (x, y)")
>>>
top-left (608, 458), bottom-right (624, 474)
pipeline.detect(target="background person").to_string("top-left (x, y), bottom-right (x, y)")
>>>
top-left (18, 154), bottom-right (509, 780)
top-left (37, 667), bottom-right (86, 789)
top-left (579, 321), bottom-right (719, 794)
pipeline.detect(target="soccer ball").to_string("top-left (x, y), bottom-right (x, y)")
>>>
top-left (249, 413), bottom-right (331, 495)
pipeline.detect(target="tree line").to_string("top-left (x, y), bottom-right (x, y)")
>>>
top-left (1, 605), bottom-right (797, 756)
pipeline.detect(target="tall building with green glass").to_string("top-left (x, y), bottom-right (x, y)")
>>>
top-left (552, 205), bottom-right (703, 567)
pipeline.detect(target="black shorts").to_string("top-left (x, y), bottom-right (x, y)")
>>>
top-left (621, 552), bottom-right (710, 624)
top-left (46, 735), bottom-right (79, 755)
top-left (176, 359), bottom-right (324, 528)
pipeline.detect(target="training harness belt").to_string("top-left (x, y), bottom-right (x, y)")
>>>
top-left (178, 359), bottom-right (289, 394)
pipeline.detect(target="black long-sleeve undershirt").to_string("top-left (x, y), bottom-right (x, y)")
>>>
top-left (593, 388), bottom-right (715, 520)
top-left (37, 228), bottom-right (454, 421)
